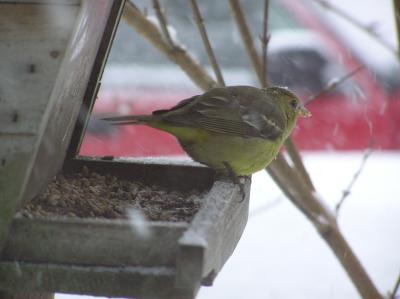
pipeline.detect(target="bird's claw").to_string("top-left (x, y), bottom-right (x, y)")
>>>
top-left (237, 180), bottom-right (246, 202)
top-left (223, 161), bottom-right (247, 203)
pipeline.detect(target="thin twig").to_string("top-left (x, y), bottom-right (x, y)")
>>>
top-left (152, 0), bottom-right (175, 48)
top-left (189, 0), bottom-right (225, 86)
top-left (123, 1), bottom-right (217, 91)
top-left (389, 4), bottom-right (400, 294)
top-left (228, 0), bottom-right (264, 83)
top-left (284, 138), bottom-right (315, 191)
top-left (394, 0), bottom-right (400, 60)
top-left (260, 0), bottom-right (270, 87)
top-left (305, 65), bottom-right (365, 104)
top-left (311, 0), bottom-right (398, 57)
top-left (335, 148), bottom-right (373, 216)
top-left (390, 271), bottom-right (400, 299)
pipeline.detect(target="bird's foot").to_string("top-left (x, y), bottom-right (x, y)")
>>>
top-left (222, 161), bottom-right (247, 202)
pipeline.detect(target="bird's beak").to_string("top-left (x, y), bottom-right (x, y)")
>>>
top-left (297, 105), bottom-right (311, 118)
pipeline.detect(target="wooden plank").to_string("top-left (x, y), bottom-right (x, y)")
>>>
top-left (0, 291), bottom-right (54, 299)
top-left (0, 0), bottom-right (125, 252)
top-left (0, 261), bottom-right (195, 299)
top-left (0, 3), bottom-right (79, 134)
top-left (1, 175), bottom-right (248, 297)
top-left (22, 0), bottom-right (118, 208)
top-left (0, 0), bottom-right (80, 252)
top-left (176, 178), bottom-right (251, 289)
top-left (2, 217), bottom-right (187, 267)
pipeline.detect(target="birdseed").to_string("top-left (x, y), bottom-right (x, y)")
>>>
top-left (20, 166), bottom-right (203, 222)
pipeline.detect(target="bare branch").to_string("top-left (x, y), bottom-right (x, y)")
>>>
top-left (394, 0), bottom-right (400, 60)
top-left (189, 0), bottom-right (226, 86)
top-left (336, 148), bottom-right (373, 216)
top-left (152, 0), bottom-right (175, 48)
top-left (284, 138), bottom-right (315, 191)
top-left (311, 0), bottom-right (398, 57)
top-left (228, 0), bottom-right (264, 83)
top-left (390, 270), bottom-right (400, 299)
top-left (260, 0), bottom-right (270, 87)
top-left (122, 1), bottom-right (218, 91)
top-left (305, 65), bottom-right (365, 104)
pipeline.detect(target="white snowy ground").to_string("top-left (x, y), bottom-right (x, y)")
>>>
top-left (56, 151), bottom-right (400, 299)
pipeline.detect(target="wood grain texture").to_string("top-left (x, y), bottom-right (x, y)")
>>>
top-left (1, 174), bottom-right (250, 298)
top-left (0, 0), bottom-right (79, 252)
top-left (2, 217), bottom-right (187, 267)
top-left (0, 0), bottom-right (122, 253)
top-left (0, 291), bottom-right (54, 299)
top-left (0, 261), bottom-right (188, 299)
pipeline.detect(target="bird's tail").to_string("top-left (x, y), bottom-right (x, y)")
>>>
top-left (102, 114), bottom-right (155, 126)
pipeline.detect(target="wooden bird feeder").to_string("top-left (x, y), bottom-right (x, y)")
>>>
top-left (0, 0), bottom-right (251, 298)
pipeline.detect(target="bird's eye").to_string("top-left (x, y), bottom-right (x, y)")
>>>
top-left (290, 99), bottom-right (298, 109)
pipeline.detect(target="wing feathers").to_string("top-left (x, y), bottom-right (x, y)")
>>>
top-left (104, 86), bottom-right (286, 141)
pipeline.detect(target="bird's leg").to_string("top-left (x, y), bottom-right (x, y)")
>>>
top-left (222, 161), bottom-right (246, 202)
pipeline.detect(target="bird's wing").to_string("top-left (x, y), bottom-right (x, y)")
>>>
top-left (239, 97), bottom-right (285, 140)
top-left (155, 87), bottom-right (284, 140)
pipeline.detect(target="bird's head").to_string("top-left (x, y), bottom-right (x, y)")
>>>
top-left (262, 86), bottom-right (311, 139)
top-left (265, 86), bottom-right (311, 119)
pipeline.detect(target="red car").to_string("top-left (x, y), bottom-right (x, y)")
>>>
top-left (80, 0), bottom-right (400, 157)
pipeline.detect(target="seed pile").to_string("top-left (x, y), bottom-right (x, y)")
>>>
top-left (20, 166), bottom-right (203, 222)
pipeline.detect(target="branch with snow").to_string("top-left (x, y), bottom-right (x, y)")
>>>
top-left (122, 1), bottom-right (217, 91)
top-left (152, 0), bottom-right (175, 49)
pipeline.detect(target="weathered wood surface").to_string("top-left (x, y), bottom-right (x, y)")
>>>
top-left (0, 261), bottom-right (193, 299)
top-left (22, 0), bottom-right (118, 212)
top-left (0, 175), bottom-right (250, 298)
top-left (0, 0), bottom-right (80, 251)
top-left (2, 217), bottom-right (187, 267)
top-left (177, 178), bottom-right (251, 289)
top-left (0, 0), bottom-right (124, 252)
top-left (0, 291), bottom-right (54, 299)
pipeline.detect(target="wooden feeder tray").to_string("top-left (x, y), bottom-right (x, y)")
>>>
top-left (0, 0), bottom-right (251, 298)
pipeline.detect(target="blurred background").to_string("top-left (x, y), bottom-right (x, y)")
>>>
top-left (62, 0), bottom-right (400, 298)
top-left (80, 0), bottom-right (400, 157)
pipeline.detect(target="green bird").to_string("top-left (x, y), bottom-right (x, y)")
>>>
top-left (104, 86), bottom-right (310, 194)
